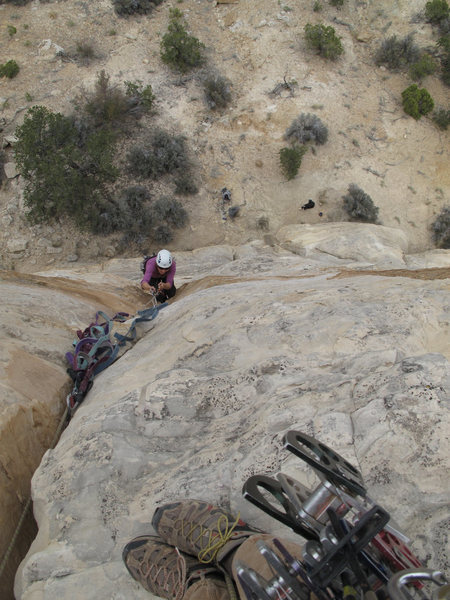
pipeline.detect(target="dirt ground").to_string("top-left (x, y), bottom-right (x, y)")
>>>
top-left (0, 0), bottom-right (448, 273)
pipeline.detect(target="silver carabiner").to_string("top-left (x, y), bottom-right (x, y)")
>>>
top-left (387, 568), bottom-right (449, 600)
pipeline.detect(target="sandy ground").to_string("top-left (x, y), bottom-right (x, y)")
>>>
top-left (0, 0), bottom-right (448, 272)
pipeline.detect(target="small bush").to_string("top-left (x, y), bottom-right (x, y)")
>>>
top-left (128, 130), bottom-right (189, 179)
top-left (279, 146), bottom-right (307, 180)
top-left (92, 186), bottom-right (153, 236)
top-left (439, 33), bottom-right (450, 52)
top-left (431, 206), bottom-right (450, 248)
top-left (375, 34), bottom-right (420, 71)
top-left (313, 1), bottom-right (322, 11)
top-left (432, 107), bottom-right (450, 129)
top-left (8, 25), bottom-right (17, 37)
top-left (153, 224), bottom-right (174, 244)
top-left (343, 184), bottom-right (379, 223)
top-left (121, 185), bottom-right (151, 210)
top-left (89, 199), bottom-right (132, 235)
top-left (202, 73), bottom-right (232, 110)
top-left (75, 40), bottom-right (97, 63)
top-left (425, 0), bottom-right (449, 24)
top-left (113, 0), bottom-right (164, 17)
top-left (150, 196), bottom-right (188, 229)
top-left (409, 53), bottom-right (438, 80)
top-left (438, 35), bottom-right (450, 85)
top-left (160, 8), bottom-right (205, 72)
top-left (330, 0), bottom-right (344, 6)
top-left (124, 80), bottom-right (155, 111)
top-left (402, 84), bottom-right (434, 119)
top-left (74, 70), bottom-right (134, 128)
top-left (174, 172), bottom-right (198, 195)
top-left (0, 60), bottom-right (19, 79)
top-left (304, 23), bottom-right (344, 60)
top-left (285, 113), bottom-right (328, 145)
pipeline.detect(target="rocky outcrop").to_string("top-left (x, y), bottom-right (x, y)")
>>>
top-left (8, 226), bottom-right (449, 599)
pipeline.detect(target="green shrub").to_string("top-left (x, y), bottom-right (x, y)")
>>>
top-left (432, 107), bottom-right (450, 129)
top-left (285, 113), bottom-right (328, 145)
top-left (150, 196), bottom-right (188, 229)
top-left (92, 186), bottom-right (153, 236)
top-left (313, 1), bottom-right (322, 11)
top-left (343, 184), bottom-right (379, 223)
top-left (409, 53), bottom-right (438, 80)
top-left (121, 185), bottom-right (151, 210)
top-left (431, 206), bottom-right (450, 248)
top-left (7, 25), bottom-right (17, 37)
top-left (124, 80), bottom-right (155, 111)
top-left (438, 35), bottom-right (450, 84)
top-left (202, 73), bottom-right (232, 110)
top-left (439, 33), bottom-right (450, 52)
top-left (174, 172), bottom-right (198, 195)
top-left (425, 0), bottom-right (449, 24)
top-left (90, 199), bottom-right (132, 235)
top-left (0, 60), bottom-right (19, 79)
top-left (14, 106), bottom-right (118, 228)
top-left (128, 130), bottom-right (189, 179)
top-left (75, 40), bottom-right (97, 64)
top-left (73, 70), bottom-right (135, 128)
top-left (113, 0), bottom-right (164, 16)
top-left (304, 23), bottom-right (344, 60)
top-left (153, 224), bottom-right (174, 244)
top-left (330, 0), bottom-right (344, 6)
top-left (402, 84), bottom-right (434, 119)
top-left (160, 8), bottom-right (205, 72)
top-left (279, 146), bottom-right (307, 180)
top-left (375, 34), bottom-right (420, 71)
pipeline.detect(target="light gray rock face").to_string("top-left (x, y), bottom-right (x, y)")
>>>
top-left (276, 223), bottom-right (409, 267)
top-left (13, 230), bottom-right (450, 599)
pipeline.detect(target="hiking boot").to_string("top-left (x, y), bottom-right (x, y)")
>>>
top-left (123, 534), bottom-right (223, 600)
top-left (152, 500), bottom-right (261, 566)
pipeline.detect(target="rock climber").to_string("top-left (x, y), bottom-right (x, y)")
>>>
top-left (141, 249), bottom-right (176, 303)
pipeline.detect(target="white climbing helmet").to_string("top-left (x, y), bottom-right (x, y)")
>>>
top-left (156, 249), bottom-right (172, 269)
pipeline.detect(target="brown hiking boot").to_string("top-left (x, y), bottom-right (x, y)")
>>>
top-left (152, 500), bottom-right (262, 565)
top-left (123, 534), bottom-right (223, 600)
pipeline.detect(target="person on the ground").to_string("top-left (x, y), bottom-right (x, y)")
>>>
top-left (123, 499), bottom-right (308, 600)
top-left (141, 249), bottom-right (176, 303)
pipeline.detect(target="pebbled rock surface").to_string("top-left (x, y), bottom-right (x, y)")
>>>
top-left (12, 227), bottom-right (450, 599)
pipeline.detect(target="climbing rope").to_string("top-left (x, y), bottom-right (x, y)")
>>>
top-left (0, 406), bottom-right (69, 581)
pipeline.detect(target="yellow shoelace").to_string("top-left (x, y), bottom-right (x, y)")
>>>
top-left (181, 512), bottom-right (241, 564)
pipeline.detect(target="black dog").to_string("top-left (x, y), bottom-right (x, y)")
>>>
top-left (301, 199), bottom-right (315, 210)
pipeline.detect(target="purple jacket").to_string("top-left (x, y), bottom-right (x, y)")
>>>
top-left (141, 256), bottom-right (176, 286)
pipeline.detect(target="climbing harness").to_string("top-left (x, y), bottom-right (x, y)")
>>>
top-left (237, 430), bottom-right (449, 600)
